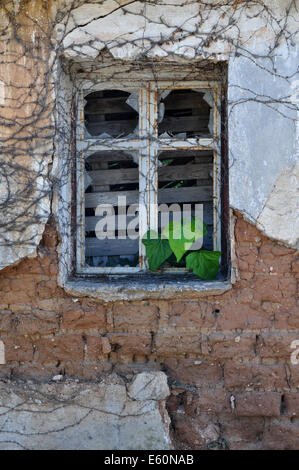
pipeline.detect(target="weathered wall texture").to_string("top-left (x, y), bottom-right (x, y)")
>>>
top-left (0, 214), bottom-right (298, 449)
top-left (0, 1), bottom-right (55, 269)
top-left (0, 372), bottom-right (171, 450)
top-left (0, 0), bottom-right (298, 450)
top-left (0, 0), bottom-right (298, 270)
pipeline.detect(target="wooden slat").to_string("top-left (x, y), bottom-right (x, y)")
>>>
top-left (159, 151), bottom-right (213, 161)
top-left (85, 186), bottom-right (212, 208)
top-left (86, 232), bottom-right (213, 257)
top-left (87, 151), bottom-right (133, 163)
top-left (85, 238), bottom-right (138, 256)
top-left (86, 190), bottom-right (137, 207)
top-left (86, 150), bottom-right (212, 164)
top-left (87, 163), bottom-right (212, 185)
top-left (85, 215), bottom-right (138, 232)
top-left (158, 163), bottom-right (212, 182)
top-left (159, 115), bottom-right (209, 134)
top-left (86, 229), bottom-right (212, 256)
top-left (90, 159), bottom-right (110, 192)
top-left (85, 98), bottom-right (136, 115)
top-left (88, 167), bottom-right (138, 185)
top-left (160, 186), bottom-right (213, 204)
top-left (86, 201), bottom-right (214, 231)
top-left (86, 119), bottom-right (137, 137)
top-left (163, 92), bottom-right (210, 111)
top-left (158, 202), bottom-right (214, 225)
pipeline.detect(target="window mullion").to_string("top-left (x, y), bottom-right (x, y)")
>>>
top-left (213, 85), bottom-right (222, 252)
top-left (139, 85), bottom-right (158, 270)
top-left (76, 89), bottom-right (85, 272)
top-left (148, 83), bottom-right (158, 236)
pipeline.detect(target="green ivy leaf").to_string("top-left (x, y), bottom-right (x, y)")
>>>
top-left (162, 221), bottom-right (189, 262)
top-left (162, 217), bottom-right (207, 262)
top-left (186, 250), bottom-right (221, 280)
top-left (183, 216), bottom-right (208, 251)
top-left (142, 230), bottom-right (172, 271)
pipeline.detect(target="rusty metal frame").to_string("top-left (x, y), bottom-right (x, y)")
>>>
top-left (76, 80), bottom-right (221, 275)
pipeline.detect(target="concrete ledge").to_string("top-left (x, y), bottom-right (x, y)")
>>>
top-left (63, 275), bottom-right (232, 302)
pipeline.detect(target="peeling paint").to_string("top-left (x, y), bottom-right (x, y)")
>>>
top-left (257, 162), bottom-right (299, 250)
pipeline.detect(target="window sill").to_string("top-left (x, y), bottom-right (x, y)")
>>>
top-left (63, 274), bottom-right (231, 302)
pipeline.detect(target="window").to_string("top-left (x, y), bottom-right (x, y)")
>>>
top-left (76, 80), bottom-right (222, 276)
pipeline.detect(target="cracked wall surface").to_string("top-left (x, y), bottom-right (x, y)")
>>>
top-left (0, 0), bottom-right (298, 451)
top-left (0, 372), bottom-right (171, 450)
top-left (0, 1), bottom-right (298, 270)
top-left (0, 1), bottom-right (54, 270)
top-left (0, 214), bottom-right (298, 449)
top-left (257, 161), bottom-right (299, 250)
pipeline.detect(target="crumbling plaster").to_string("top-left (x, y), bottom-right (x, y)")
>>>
top-left (0, 371), bottom-right (172, 450)
top-left (0, 1), bottom-right (298, 272)
top-left (228, 50), bottom-right (298, 249)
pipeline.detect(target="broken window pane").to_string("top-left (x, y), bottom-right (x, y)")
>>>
top-left (157, 150), bottom-right (214, 268)
top-left (84, 151), bottom-right (139, 268)
top-left (158, 89), bottom-right (211, 138)
top-left (84, 90), bottom-right (139, 138)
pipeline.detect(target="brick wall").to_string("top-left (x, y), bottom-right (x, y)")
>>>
top-left (0, 212), bottom-right (298, 449)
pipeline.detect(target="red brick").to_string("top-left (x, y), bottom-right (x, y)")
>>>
top-left (185, 389), bottom-right (230, 415)
top-left (14, 311), bottom-right (59, 336)
top-left (85, 335), bottom-right (111, 361)
top-left (234, 392), bottom-right (281, 417)
top-left (263, 419), bottom-right (299, 450)
top-left (271, 245), bottom-right (295, 256)
top-left (171, 414), bottom-right (221, 450)
top-left (207, 333), bottom-right (256, 359)
top-left (36, 280), bottom-right (58, 299)
top-left (236, 287), bottom-right (255, 303)
top-left (236, 246), bottom-right (258, 269)
top-left (221, 416), bottom-right (264, 448)
top-left (107, 333), bottom-right (151, 356)
top-left (3, 336), bottom-right (34, 362)
top-left (216, 303), bottom-right (272, 330)
top-left (155, 332), bottom-right (201, 357)
top-left (1, 289), bottom-right (32, 305)
top-left (159, 301), bottom-right (215, 329)
top-left (286, 364), bottom-right (299, 389)
top-left (40, 224), bottom-right (58, 249)
top-left (235, 219), bottom-right (260, 243)
top-left (112, 302), bottom-right (158, 331)
top-left (278, 278), bottom-right (297, 298)
top-left (291, 258), bottom-right (299, 273)
top-left (258, 332), bottom-right (299, 359)
top-left (254, 278), bottom-right (283, 303)
top-left (61, 302), bottom-right (106, 331)
top-left (224, 362), bottom-right (287, 391)
top-left (36, 334), bottom-right (84, 363)
top-left (0, 310), bottom-right (12, 333)
top-left (164, 358), bottom-right (223, 388)
top-left (284, 393), bottom-right (299, 417)
top-left (273, 307), bottom-right (299, 330)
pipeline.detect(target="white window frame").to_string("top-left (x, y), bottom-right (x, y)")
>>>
top-left (76, 80), bottom-right (221, 275)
